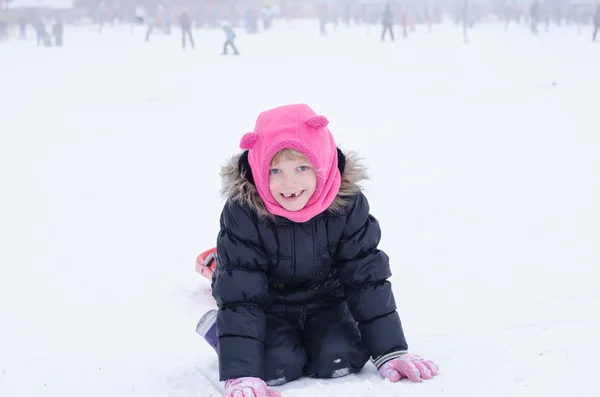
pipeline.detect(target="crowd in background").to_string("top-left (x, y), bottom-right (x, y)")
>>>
top-left (1, 0), bottom-right (600, 47)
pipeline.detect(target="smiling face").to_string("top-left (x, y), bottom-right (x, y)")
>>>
top-left (269, 149), bottom-right (317, 212)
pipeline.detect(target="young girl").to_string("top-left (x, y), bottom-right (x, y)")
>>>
top-left (197, 104), bottom-right (438, 397)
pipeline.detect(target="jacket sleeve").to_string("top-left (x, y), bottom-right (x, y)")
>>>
top-left (336, 192), bottom-right (409, 366)
top-left (212, 201), bottom-right (269, 381)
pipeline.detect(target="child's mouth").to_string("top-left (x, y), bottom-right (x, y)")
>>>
top-left (280, 191), bottom-right (304, 200)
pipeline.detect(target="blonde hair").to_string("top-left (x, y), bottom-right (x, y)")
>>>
top-left (271, 148), bottom-right (307, 165)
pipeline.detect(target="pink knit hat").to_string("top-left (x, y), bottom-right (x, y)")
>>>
top-left (239, 104), bottom-right (341, 223)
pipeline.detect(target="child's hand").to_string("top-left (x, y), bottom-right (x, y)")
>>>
top-left (224, 377), bottom-right (281, 397)
top-left (379, 353), bottom-right (439, 383)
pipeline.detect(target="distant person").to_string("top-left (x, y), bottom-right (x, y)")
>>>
top-left (163, 8), bottom-right (172, 35)
top-left (222, 24), bottom-right (239, 55)
top-left (0, 20), bottom-right (7, 43)
top-left (543, 3), bottom-right (551, 32)
top-left (462, 0), bottom-right (469, 43)
top-left (35, 20), bottom-right (50, 47)
top-left (98, 1), bottom-right (106, 33)
top-left (594, 5), bottom-right (600, 42)
top-left (261, 6), bottom-right (273, 30)
top-left (53, 17), bottom-right (64, 46)
top-left (134, 6), bottom-right (145, 25)
top-left (19, 16), bottom-right (28, 39)
top-left (381, 3), bottom-right (394, 41)
top-left (180, 11), bottom-right (195, 49)
top-left (145, 15), bottom-right (156, 42)
top-left (530, 0), bottom-right (539, 35)
top-left (317, 5), bottom-right (328, 36)
top-left (245, 7), bottom-right (258, 34)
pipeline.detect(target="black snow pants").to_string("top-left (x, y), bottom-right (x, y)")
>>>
top-left (381, 24), bottom-right (394, 41)
top-left (182, 28), bottom-right (194, 49)
top-left (260, 301), bottom-right (370, 386)
top-left (222, 40), bottom-right (239, 55)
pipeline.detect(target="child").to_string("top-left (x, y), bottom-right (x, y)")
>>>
top-left (222, 24), bottom-right (239, 55)
top-left (196, 104), bottom-right (438, 397)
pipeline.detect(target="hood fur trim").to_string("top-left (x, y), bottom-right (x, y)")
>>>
top-left (220, 151), bottom-right (368, 220)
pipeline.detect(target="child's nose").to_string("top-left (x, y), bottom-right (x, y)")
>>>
top-left (282, 173), bottom-right (299, 186)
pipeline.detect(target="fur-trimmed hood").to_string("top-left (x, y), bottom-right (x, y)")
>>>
top-left (220, 150), bottom-right (368, 220)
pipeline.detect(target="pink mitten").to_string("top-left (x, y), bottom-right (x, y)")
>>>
top-left (379, 353), bottom-right (439, 383)
top-left (224, 377), bottom-right (282, 397)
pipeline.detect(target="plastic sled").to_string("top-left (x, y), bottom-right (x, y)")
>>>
top-left (195, 247), bottom-right (217, 282)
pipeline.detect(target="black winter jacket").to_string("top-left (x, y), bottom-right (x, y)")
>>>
top-left (212, 151), bottom-right (408, 381)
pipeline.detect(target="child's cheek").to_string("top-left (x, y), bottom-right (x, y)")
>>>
top-left (269, 177), bottom-right (278, 193)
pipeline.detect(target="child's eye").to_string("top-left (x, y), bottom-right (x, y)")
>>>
top-left (297, 165), bottom-right (309, 172)
top-left (270, 169), bottom-right (280, 175)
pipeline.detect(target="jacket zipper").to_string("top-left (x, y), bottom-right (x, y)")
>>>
top-left (291, 225), bottom-right (296, 280)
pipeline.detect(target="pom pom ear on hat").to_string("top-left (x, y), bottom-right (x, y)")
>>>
top-left (240, 132), bottom-right (259, 150)
top-left (305, 115), bottom-right (329, 129)
top-left (240, 113), bottom-right (329, 151)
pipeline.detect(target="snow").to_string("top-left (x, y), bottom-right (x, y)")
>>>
top-left (1, 20), bottom-right (600, 397)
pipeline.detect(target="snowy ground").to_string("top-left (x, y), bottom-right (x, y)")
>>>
top-left (1, 20), bottom-right (599, 397)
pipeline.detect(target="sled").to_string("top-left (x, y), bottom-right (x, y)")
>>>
top-left (195, 247), bottom-right (217, 282)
